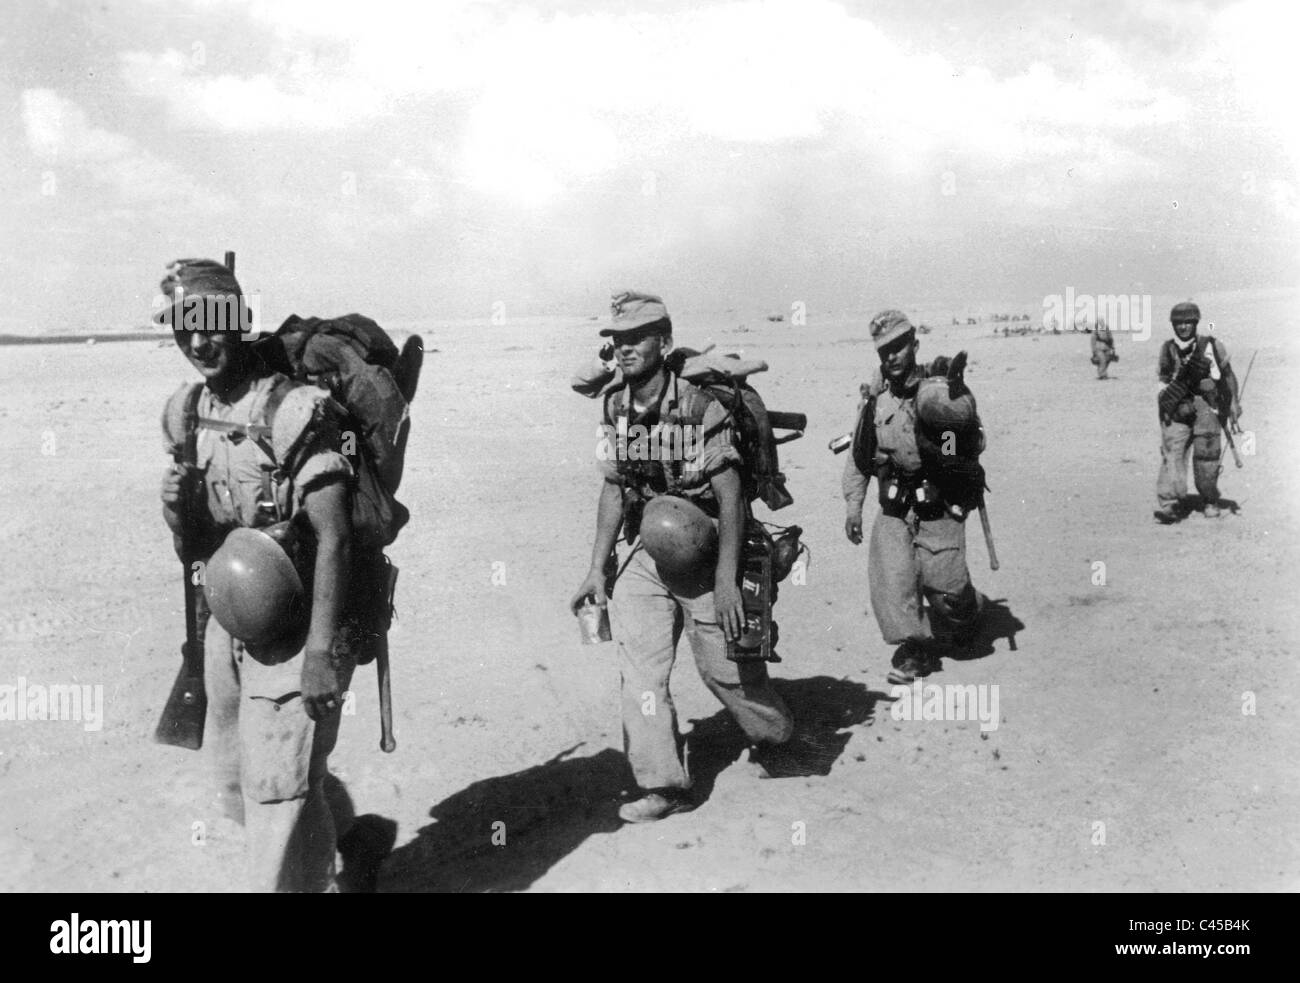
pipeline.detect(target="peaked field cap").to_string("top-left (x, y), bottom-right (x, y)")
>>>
top-left (153, 258), bottom-right (242, 326)
top-left (600, 290), bottom-right (672, 336)
top-left (869, 309), bottom-right (915, 349)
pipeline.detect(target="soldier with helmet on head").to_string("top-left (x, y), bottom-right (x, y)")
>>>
top-left (156, 258), bottom-right (386, 891)
top-left (1154, 301), bottom-right (1242, 523)
top-left (842, 310), bottom-right (988, 685)
top-left (568, 291), bottom-right (794, 824)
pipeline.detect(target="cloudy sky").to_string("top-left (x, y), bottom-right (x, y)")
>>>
top-left (2, 0), bottom-right (1297, 331)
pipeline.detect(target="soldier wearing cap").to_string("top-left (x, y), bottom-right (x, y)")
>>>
top-left (156, 258), bottom-right (372, 891)
top-left (1154, 301), bottom-right (1241, 522)
top-left (568, 291), bottom-right (794, 823)
top-left (842, 310), bottom-right (987, 684)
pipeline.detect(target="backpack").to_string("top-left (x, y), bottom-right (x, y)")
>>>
top-left (247, 314), bottom-right (425, 550)
top-left (603, 349), bottom-right (804, 511)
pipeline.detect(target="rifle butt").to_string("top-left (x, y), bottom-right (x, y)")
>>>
top-left (154, 643), bottom-right (206, 750)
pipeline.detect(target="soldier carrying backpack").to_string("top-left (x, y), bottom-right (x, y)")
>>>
top-left (155, 256), bottom-right (421, 892)
top-left (568, 291), bottom-right (807, 824)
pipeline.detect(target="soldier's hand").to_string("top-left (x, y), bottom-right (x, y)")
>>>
top-left (713, 581), bottom-right (744, 642)
top-left (301, 648), bottom-right (343, 721)
top-left (569, 572), bottom-right (607, 616)
top-left (845, 513), bottom-right (863, 545)
top-left (1157, 384), bottom-right (1183, 421)
top-left (1230, 400), bottom-right (1243, 430)
top-left (161, 463), bottom-right (192, 508)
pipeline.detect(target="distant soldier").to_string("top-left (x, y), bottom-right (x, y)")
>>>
top-left (1090, 316), bottom-right (1117, 380)
top-left (1154, 302), bottom-right (1241, 522)
top-left (569, 292), bottom-right (795, 823)
top-left (842, 311), bottom-right (987, 684)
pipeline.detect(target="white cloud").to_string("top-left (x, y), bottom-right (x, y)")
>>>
top-left (119, 0), bottom-right (1192, 205)
top-left (19, 88), bottom-right (232, 213)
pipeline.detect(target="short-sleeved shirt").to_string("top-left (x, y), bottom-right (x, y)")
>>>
top-left (598, 370), bottom-right (737, 510)
top-left (164, 373), bottom-right (352, 536)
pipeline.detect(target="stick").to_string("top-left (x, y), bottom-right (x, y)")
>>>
top-left (1219, 347), bottom-right (1256, 466)
top-left (376, 637), bottom-right (395, 753)
top-left (1220, 418), bottom-right (1244, 469)
top-left (978, 503), bottom-right (999, 571)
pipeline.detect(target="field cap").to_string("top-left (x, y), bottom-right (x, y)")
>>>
top-left (600, 290), bottom-right (671, 337)
top-left (153, 257), bottom-right (250, 334)
top-left (869, 309), bottom-right (915, 350)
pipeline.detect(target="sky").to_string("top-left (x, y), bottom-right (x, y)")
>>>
top-left (2, 0), bottom-right (1298, 331)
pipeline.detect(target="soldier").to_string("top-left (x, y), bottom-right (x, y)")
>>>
top-left (1090, 315), bottom-right (1117, 380)
top-left (156, 258), bottom-right (378, 891)
top-left (569, 292), bottom-right (794, 824)
top-left (1154, 301), bottom-right (1241, 523)
top-left (843, 310), bottom-right (987, 685)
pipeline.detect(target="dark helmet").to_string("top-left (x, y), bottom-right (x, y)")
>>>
top-left (1170, 301), bottom-right (1201, 325)
top-left (916, 374), bottom-right (979, 432)
top-left (204, 525), bottom-right (306, 645)
top-left (640, 495), bottom-right (718, 575)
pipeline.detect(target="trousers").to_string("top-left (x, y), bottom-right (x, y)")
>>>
top-left (1157, 395), bottom-right (1222, 508)
top-left (205, 620), bottom-right (356, 892)
top-left (610, 545), bottom-right (794, 791)
top-left (868, 509), bottom-right (975, 645)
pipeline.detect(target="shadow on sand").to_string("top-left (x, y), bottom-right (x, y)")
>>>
top-left (378, 676), bottom-right (885, 892)
top-left (379, 744), bottom-right (632, 893)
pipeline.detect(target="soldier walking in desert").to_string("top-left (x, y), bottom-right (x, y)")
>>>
top-left (1154, 301), bottom-right (1242, 523)
top-left (842, 310), bottom-right (989, 684)
top-left (569, 292), bottom-right (795, 824)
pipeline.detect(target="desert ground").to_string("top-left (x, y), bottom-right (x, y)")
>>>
top-left (2, 288), bottom-right (1298, 892)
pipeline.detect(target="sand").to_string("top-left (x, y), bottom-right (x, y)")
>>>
top-left (2, 289), bottom-right (1297, 892)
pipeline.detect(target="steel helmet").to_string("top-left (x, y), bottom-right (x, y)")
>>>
top-left (640, 496), bottom-right (718, 575)
top-left (916, 376), bottom-right (979, 433)
top-left (204, 526), bottom-right (306, 644)
top-left (1170, 301), bottom-right (1201, 324)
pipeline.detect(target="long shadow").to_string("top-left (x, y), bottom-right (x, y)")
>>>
top-left (684, 674), bottom-right (887, 802)
top-left (378, 744), bottom-right (632, 893)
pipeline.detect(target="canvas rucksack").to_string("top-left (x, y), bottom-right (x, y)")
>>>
top-left (602, 349), bottom-right (804, 512)
top-left (245, 314), bottom-right (424, 550)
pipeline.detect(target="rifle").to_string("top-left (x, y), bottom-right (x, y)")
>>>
top-left (1218, 348), bottom-right (1256, 469)
top-left (154, 381), bottom-right (211, 750)
top-left (153, 250), bottom-right (235, 748)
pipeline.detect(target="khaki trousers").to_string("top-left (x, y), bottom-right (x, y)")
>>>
top-left (610, 546), bottom-right (794, 791)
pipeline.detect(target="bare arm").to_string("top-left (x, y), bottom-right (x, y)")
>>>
top-left (570, 479), bottom-right (624, 613)
top-left (300, 477), bottom-right (351, 719)
top-left (710, 466), bottom-right (745, 641)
